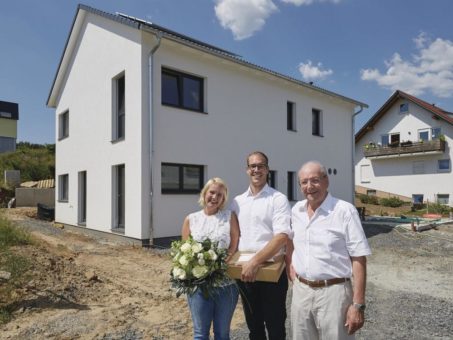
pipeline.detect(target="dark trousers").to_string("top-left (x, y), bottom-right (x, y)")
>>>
top-left (236, 271), bottom-right (288, 340)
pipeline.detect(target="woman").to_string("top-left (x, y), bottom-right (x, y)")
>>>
top-left (181, 177), bottom-right (240, 340)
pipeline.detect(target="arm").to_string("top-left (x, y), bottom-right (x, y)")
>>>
top-left (285, 238), bottom-right (296, 282)
top-left (227, 212), bottom-right (240, 262)
top-left (345, 256), bottom-right (367, 334)
top-left (241, 233), bottom-right (288, 282)
top-left (181, 216), bottom-right (190, 240)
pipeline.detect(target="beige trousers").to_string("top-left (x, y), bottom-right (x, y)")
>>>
top-left (291, 279), bottom-right (354, 340)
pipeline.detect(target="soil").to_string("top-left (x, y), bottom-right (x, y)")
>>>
top-left (1, 208), bottom-right (453, 339)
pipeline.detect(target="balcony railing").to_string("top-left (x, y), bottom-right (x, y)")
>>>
top-left (364, 139), bottom-right (446, 158)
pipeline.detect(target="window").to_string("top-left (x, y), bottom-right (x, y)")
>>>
top-left (112, 164), bottom-right (125, 231)
top-left (432, 127), bottom-right (442, 139)
top-left (58, 111), bottom-right (69, 140)
top-left (366, 190), bottom-right (376, 196)
top-left (438, 159), bottom-right (450, 172)
top-left (268, 170), bottom-right (277, 189)
top-left (418, 129), bottom-right (429, 142)
top-left (413, 161), bottom-right (425, 174)
top-left (399, 103), bottom-right (409, 113)
top-left (287, 171), bottom-right (296, 201)
top-left (381, 134), bottom-right (389, 146)
top-left (436, 194), bottom-right (449, 205)
top-left (312, 108), bottom-right (322, 136)
top-left (390, 133), bottom-right (400, 145)
top-left (162, 163), bottom-right (204, 194)
top-left (78, 171), bottom-right (87, 225)
top-left (112, 73), bottom-right (125, 141)
top-left (162, 68), bottom-right (204, 112)
top-left (287, 101), bottom-right (296, 131)
top-left (58, 174), bottom-right (69, 202)
top-left (412, 194), bottom-right (423, 204)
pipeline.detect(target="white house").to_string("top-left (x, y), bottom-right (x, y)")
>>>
top-left (47, 4), bottom-right (367, 245)
top-left (355, 90), bottom-right (453, 207)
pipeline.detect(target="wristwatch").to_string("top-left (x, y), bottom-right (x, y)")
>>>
top-left (353, 303), bottom-right (366, 311)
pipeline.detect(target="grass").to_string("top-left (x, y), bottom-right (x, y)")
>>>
top-left (0, 213), bottom-right (32, 324)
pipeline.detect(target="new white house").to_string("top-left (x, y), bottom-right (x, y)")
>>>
top-left (47, 4), bottom-right (367, 245)
top-left (355, 90), bottom-right (453, 207)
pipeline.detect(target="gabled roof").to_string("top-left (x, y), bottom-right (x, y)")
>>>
top-left (47, 4), bottom-right (367, 109)
top-left (355, 90), bottom-right (453, 142)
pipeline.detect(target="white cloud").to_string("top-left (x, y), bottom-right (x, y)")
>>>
top-left (298, 60), bottom-right (333, 81)
top-left (361, 36), bottom-right (453, 98)
top-left (214, 0), bottom-right (278, 40)
top-left (281, 0), bottom-right (341, 5)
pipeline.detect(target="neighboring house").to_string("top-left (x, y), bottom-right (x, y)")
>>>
top-left (0, 100), bottom-right (19, 153)
top-left (47, 5), bottom-right (367, 245)
top-left (355, 90), bottom-right (453, 207)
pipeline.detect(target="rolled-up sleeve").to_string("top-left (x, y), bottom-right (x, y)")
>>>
top-left (272, 193), bottom-right (292, 236)
top-left (345, 208), bottom-right (372, 257)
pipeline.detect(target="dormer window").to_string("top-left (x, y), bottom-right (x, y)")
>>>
top-left (399, 103), bottom-right (409, 113)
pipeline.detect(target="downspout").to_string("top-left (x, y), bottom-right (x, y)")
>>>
top-left (148, 32), bottom-right (162, 245)
top-left (352, 105), bottom-right (364, 204)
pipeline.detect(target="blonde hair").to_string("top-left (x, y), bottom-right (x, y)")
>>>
top-left (198, 177), bottom-right (229, 210)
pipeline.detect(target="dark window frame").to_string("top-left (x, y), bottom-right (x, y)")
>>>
top-left (161, 163), bottom-right (204, 194)
top-left (287, 101), bottom-right (296, 131)
top-left (58, 111), bottom-right (69, 140)
top-left (312, 108), bottom-right (323, 137)
top-left (287, 171), bottom-right (296, 201)
top-left (112, 73), bottom-right (125, 141)
top-left (161, 68), bottom-right (204, 113)
top-left (58, 174), bottom-right (69, 202)
top-left (268, 170), bottom-right (277, 189)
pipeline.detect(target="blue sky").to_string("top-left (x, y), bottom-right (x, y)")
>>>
top-left (1, 0), bottom-right (453, 144)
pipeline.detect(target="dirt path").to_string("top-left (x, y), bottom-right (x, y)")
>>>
top-left (1, 209), bottom-right (453, 339)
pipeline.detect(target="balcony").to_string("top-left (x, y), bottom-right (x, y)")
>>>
top-left (364, 139), bottom-right (446, 159)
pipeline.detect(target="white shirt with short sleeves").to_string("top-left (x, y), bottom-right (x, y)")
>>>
top-left (231, 184), bottom-right (291, 254)
top-left (291, 193), bottom-right (371, 280)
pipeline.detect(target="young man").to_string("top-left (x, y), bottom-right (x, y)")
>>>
top-left (287, 161), bottom-right (371, 340)
top-left (231, 151), bottom-right (292, 340)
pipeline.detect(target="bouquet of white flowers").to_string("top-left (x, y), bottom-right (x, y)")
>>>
top-left (170, 236), bottom-right (229, 298)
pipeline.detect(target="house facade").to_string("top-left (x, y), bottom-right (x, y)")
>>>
top-left (47, 5), bottom-right (367, 244)
top-left (355, 90), bottom-right (453, 207)
top-left (0, 100), bottom-right (19, 153)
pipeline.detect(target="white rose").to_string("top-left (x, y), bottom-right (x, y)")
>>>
top-left (173, 267), bottom-right (186, 280)
top-left (180, 243), bottom-right (191, 253)
top-left (197, 253), bottom-right (204, 259)
top-left (208, 249), bottom-right (218, 261)
top-left (179, 255), bottom-right (189, 266)
top-left (198, 258), bottom-right (205, 266)
top-left (192, 242), bottom-right (203, 253)
top-left (192, 265), bottom-right (208, 278)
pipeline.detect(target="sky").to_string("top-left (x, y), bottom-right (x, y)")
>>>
top-left (1, 0), bottom-right (453, 144)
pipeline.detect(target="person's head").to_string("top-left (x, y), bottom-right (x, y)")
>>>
top-left (246, 151), bottom-right (269, 191)
top-left (298, 161), bottom-right (329, 209)
top-left (198, 177), bottom-right (229, 212)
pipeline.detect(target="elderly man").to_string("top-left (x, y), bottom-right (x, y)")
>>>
top-left (231, 151), bottom-right (291, 340)
top-left (287, 161), bottom-right (371, 340)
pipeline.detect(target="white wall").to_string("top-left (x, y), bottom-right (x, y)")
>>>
top-left (55, 13), bottom-right (148, 239)
top-left (355, 98), bottom-right (453, 206)
top-left (152, 41), bottom-right (356, 238)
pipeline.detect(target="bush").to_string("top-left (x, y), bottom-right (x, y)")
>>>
top-left (380, 196), bottom-right (405, 208)
top-left (359, 194), bottom-right (379, 205)
top-left (428, 202), bottom-right (452, 215)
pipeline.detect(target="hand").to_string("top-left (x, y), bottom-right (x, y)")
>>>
top-left (287, 264), bottom-right (296, 282)
top-left (344, 304), bottom-right (365, 335)
top-left (241, 258), bottom-right (260, 282)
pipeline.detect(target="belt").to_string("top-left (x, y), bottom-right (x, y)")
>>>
top-left (296, 276), bottom-right (350, 288)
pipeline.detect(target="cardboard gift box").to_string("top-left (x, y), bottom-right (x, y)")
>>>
top-left (227, 251), bottom-right (286, 283)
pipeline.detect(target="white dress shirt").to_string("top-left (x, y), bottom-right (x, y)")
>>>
top-left (292, 193), bottom-right (371, 280)
top-left (231, 184), bottom-right (291, 253)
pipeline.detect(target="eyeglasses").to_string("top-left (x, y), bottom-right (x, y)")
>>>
top-left (299, 176), bottom-right (326, 186)
top-left (247, 163), bottom-right (268, 170)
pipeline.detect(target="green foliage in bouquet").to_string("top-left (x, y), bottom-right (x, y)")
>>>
top-left (170, 236), bottom-right (229, 298)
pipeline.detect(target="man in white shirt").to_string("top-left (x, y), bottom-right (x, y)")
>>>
top-left (287, 161), bottom-right (371, 340)
top-left (231, 151), bottom-right (292, 340)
